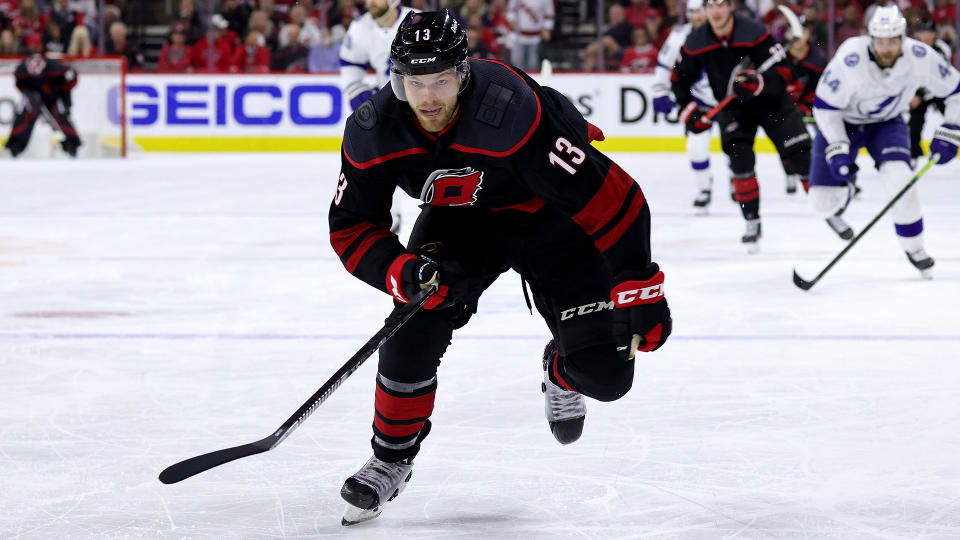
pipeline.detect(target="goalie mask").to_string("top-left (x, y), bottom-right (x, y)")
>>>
top-left (389, 9), bottom-right (470, 102)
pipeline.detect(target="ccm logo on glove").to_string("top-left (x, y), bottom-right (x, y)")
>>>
top-left (611, 275), bottom-right (665, 306)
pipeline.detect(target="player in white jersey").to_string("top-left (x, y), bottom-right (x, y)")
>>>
top-left (339, 0), bottom-right (418, 233)
top-left (810, 5), bottom-right (960, 277)
top-left (651, 0), bottom-right (717, 212)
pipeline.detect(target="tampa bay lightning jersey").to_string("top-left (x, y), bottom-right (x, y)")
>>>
top-left (813, 35), bottom-right (960, 143)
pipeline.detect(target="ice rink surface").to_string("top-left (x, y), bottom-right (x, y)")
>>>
top-left (2, 152), bottom-right (959, 539)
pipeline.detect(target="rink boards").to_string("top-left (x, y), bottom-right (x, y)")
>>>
top-left (0, 71), bottom-right (774, 153)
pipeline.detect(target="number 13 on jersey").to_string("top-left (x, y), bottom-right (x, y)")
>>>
top-left (548, 136), bottom-right (585, 175)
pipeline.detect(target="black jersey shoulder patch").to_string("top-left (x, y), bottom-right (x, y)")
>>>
top-left (450, 59), bottom-right (540, 156)
top-left (354, 99), bottom-right (378, 130)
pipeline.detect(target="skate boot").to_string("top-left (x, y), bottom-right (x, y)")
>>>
top-left (741, 219), bottom-right (761, 254)
top-left (390, 210), bottom-right (402, 234)
top-left (340, 455), bottom-right (414, 526)
top-left (692, 189), bottom-right (711, 214)
top-left (542, 340), bottom-right (586, 445)
top-left (785, 174), bottom-right (798, 194)
top-left (825, 214), bottom-right (854, 240)
top-left (905, 248), bottom-right (935, 280)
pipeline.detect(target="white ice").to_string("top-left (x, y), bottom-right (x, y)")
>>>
top-left (1, 152), bottom-right (959, 539)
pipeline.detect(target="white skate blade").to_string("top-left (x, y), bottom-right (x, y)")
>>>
top-left (919, 268), bottom-right (933, 280)
top-left (342, 503), bottom-right (383, 526)
top-left (746, 242), bottom-right (760, 255)
top-left (694, 206), bottom-right (709, 216)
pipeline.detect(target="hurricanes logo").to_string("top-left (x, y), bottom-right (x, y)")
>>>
top-left (26, 55), bottom-right (46, 76)
top-left (420, 167), bottom-right (484, 206)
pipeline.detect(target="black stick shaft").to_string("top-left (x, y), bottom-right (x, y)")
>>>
top-left (158, 285), bottom-right (437, 484)
top-left (794, 157), bottom-right (938, 290)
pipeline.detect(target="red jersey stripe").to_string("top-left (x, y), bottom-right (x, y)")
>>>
top-left (595, 187), bottom-right (646, 252)
top-left (343, 146), bottom-right (430, 170)
top-left (330, 222), bottom-right (377, 258)
top-left (490, 196), bottom-right (545, 213)
top-left (572, 162), bottom-right (635, 235)
top-left (344, 228), bottom-right (395, 273)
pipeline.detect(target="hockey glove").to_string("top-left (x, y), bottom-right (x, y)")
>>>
top-left (732, 70), bottom-right (764, 100)
top-left (679, 102), bottom-right (712, 134)
top-left (825, 142), bottom-right (859, 183)
top-left (929, 124), bottom-right (960, 165)
top-left (652, 94), bottom-right (677, 116)
top-left (345, 82), bottom-right (376, 112)
top-left (386, 254), bottom-right (449, 309)
top-left (611, 264), bottom-right (672, 360)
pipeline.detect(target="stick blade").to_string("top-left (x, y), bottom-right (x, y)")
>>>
top-left (159, 442), bottom-right (268, 484)
top-left (792, 270), bottom-right (814, 291)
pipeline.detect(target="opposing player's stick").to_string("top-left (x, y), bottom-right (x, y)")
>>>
top-left (158, 284), bottom-right (438, 484)
top-left (703, 5), bottom-right (804, 122)
top-left (793, 155), bottom-right (939, 291)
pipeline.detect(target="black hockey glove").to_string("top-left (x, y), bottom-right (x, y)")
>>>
top-left (733, 70), bottom-right (764, 100)
top-left (386, 253), bottom-right (449, 309)
top-left (679, 102), bottom-right (712, 134)
top-left (610, 264), bottom-right (672, 360)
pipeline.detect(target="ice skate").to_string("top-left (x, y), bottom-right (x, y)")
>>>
top-left (785, 174), bottom-right (798, 194)
top-left (542, 340), bottom-right (585, 445)
top-left (741, 219), bottom-right (761, 254)
top-left (905, 248), bottom-right (935, 280)
top-left (340, 455), bottom-right (414, 526)
top-left (390, 210), bottom-right (402, 234)
top-left (692, 189), bottom-right (711, 215)
top-left (825, 214), bottom-right (854, 240)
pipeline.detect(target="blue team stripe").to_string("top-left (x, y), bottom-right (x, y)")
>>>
top-left (339, 59), bottom-right (372, 70)
top-left (813, 96), bottom-right (840, 110)
top-left (895, 219), bottom-right (924, 238)
top-left (948, 80), bottom-right (960, 96)
top-left (656, 61), bottom-right (672, 69)
top-left (690, 160), bottom-right (710, 170)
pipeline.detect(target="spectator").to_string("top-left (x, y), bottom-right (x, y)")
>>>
top-left (11, 0), bottom-right (44, 43)
top-left (466, 16), bottom-right (493, 59)
top-left (158, 24), bottom-right (192, 72)
top-left (48, 0), bottom-right (77, 44)
top-left (931, 0), bottom-right (957, 26)
top-left (105, 21), bottom-right (145, 70)
top-left (42, 19), bottom-right (65, 54)
top-left (460, 0), bottom-right (484, 23)
top-left (0, 0), bottom-right (18, 23)
top-left (308, 25), bottom-right (343, 71)
top-left (507, 0), bottom-right (553, 71)
top-left (835, 3), bottom-right (863, 46)
top-left (270, 22), bottom-right (308, 71)
top-left (644, 9), bottom-right (668, 49)
top-left (66, 22), bottom-right (94, 56)
top-left (803, 1), bottom-right (828, 50)
top-left (279, 4), bottom-right (322, 47)
top-left (624, 0), bottom-right (656, 29)
top-left (68, 0), bottom-right (97, 29)
top-left (176, 0), bottom-right (204, 44)
top-left (231, 29), bottom-right (270, 72)
top-left (259, 0), bottom-right (287, 31)
top-left (0, 28), bottom-right (17, 54)
top-left (621, 26), bottom-right (658, 72)
top-left (248, 9), bottom-right (276, 52)
top-left (191, 14), bottom-right (237, 72)
top-left (220, 0), bottom-right (251, 38)
top-left (662, 0), bottom-right (681, 27)
top-left (101, 5), bottom-right (121, 39)
top-left (580, 4), bottom-right (632, 71)
top-left (483, 0), bottom-right (513, 59)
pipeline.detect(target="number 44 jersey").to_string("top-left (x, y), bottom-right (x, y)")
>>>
top-left (329, 58), bottom-right (655, 296)
top-left (813, 35), bottom-right (960, 143)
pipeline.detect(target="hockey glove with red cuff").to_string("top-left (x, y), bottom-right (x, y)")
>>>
top-left (825, 142), bottom-right (859, 183)
top-left (679, 102), bottom-right (712, 134)
top-left (611, 264), bottom-right (672, 360)
top-left (929, 124), bottom-right (960, 164)
top-left (386, 254), bottom-right (449, 309)
top-left (733, 70), bottom-right (764, 100)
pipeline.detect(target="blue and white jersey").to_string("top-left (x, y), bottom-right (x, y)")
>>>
top-left (813, 35), bottom-right (960, 144)
top-left (339, 7), bottom-right (417, 105)
top-left (652, 23), bottom-right (715, 107)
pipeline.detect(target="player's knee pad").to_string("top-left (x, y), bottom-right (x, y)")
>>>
top-left (879, 160), bottom-right (923, 225)
top-left (809, 185), bottom-right (851, 217)
top-left (686, 129), bottom-right (711, 163)
top-left (722, 139), bottom-right (756, 174)
top-left (781, 140), bottom-right (811, 176)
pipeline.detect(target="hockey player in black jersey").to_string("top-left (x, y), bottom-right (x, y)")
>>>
top-left (329, 9), bottom-right (672, 525)
top-left (672, 0), bottom-right (811, 252)
top-left (4, 34), bottom-right (81, 158)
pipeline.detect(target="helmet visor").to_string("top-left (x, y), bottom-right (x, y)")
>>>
top-left (391, 62), bottom-right (469, 102)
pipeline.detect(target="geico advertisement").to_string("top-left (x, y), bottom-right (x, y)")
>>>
top-left (0, 72), bottom-right (679, 138)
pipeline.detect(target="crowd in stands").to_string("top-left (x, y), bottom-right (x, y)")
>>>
top-left (0, 0), bottom-right (957, 71)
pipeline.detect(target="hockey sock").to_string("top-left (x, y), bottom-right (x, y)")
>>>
top-left (731, 174), bottom-right (760, 221)
top-left (894, 219), bottom-right (925, 253)
top-left (371, 373), bottom-right (436, 462)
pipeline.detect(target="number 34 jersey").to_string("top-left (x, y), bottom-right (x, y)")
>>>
top-left (329, 58), bottom-right (655, 295)
top-left (813, 35), bottom-right (960, 144)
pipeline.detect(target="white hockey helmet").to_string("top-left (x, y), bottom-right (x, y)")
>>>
top-left (687, 0), bottom-right (704, 12)
top-left (868, 5), bottom-right (906, 38)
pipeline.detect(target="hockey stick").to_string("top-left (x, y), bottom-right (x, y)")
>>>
top-left (703, 5), bottom-right (804, 122)
top-left (158, 284), bottom-right (438, 484)
top-left (793, 155), bottom-right (939, 291)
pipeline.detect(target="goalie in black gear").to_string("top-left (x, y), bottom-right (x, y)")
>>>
top-left (331, 9), bottom-right (672, 526)
top-left (4, 34), bottom-right (81, 158)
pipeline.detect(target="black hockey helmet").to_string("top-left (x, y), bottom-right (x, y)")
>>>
top-left (389, 9), bottom-right (470, 101)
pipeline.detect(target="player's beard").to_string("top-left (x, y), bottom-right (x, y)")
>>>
top-left (413, 101), bottom-right (459, 133)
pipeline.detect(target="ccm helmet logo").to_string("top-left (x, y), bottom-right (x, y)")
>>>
top-left (411, 57), bottom-right (437, 64)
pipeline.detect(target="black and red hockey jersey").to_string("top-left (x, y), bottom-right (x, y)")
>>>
top-left (784, 45), bottom-right (826, 116)
top-left (13, 53), bottom-right (78, 105)
top-left (672, 14), bottom-right (789, 108)
top-left (329, 58), bottom-right (653, 296)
